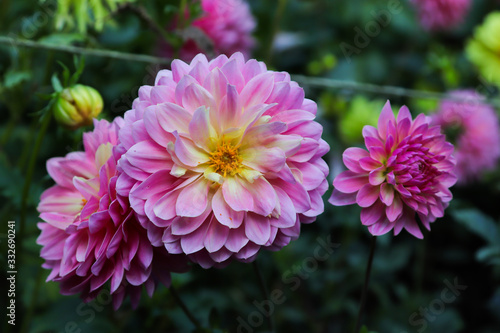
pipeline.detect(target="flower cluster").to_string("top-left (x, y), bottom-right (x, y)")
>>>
top-left (410, 0), bottom-right (471, 31)
top-left (431, 90), bottom-right (500, 183)
top-left (330, 102), bottom-right (457, 238)
top-left (38, 53), bottom-right (330, 305)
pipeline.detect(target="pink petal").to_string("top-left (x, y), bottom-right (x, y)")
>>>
top-left (155, 102), bottom-right (192, 134)
top-left (176, 177), bottom-right (210, 217)
top-left (203, 68), bottom-right (228, 105)
top-left (270, 187), bottom-right (296, 228)
top-left (171, 132), bottom-right (210, 167)
top-left (343, 147), bottom-right (369, 173)
top-left (239, 72), bottom-right (274, 108)
top-left (333, 170), bottom-right (369, 193)
top-left (220, 59), bottom-right (245, 92)
top-left (225, 226), bottom-right (249, 252)
top-left (245, 213), bottom-right (271, 245)
top-left (180, 220), bottom-right (210, 254)
top-left (368, 167), bottom-right (386, 186)
top-left (328, 189), bottom-right (357, 206)
top-left (126, 140), bottom-right (172, 173)
top-left (240, 147), bottom-right (286, 173)
top-left (379, 183), bottom-right (394, 206)
top-left (153, 190), bottom-right (181, 221)
top-left (212, 188), bottom-right (244, 228)
top-left (244, 177), bottom-right (277, 216)
top-left (386, 195), bottom-right (403, 222)
top-left (189, 106), bottom-right (216, 151)
top-left (222, 176), bottom-right (254, 212)
top-left (204, 217), bottom-right (230, 253)
top-left (182, 83), bottom-right (216, 113)
top-left (218, 84), bottom-right (241, 130)
top-left (404, 218), bottom-right (424, 239)
top-left (356, 184), bottom-right (380, 208)
top-left (368, 218), bottom-right (394, 236)
top-left (377, 101), bottom-right (396, 138)
top-left (360, 201), bottom-right (385, 226)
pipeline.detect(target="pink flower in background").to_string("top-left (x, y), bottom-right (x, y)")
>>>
top-left (37, 119), bottom-right (188, 309)
top-left (160, 0), bottom-right (256, 62)
top-left (411, 0), bottom-right (471, 31)
top-left (117, 53), bottom-right (330, 268)
top-left (431, 90), bottom-right (500, 183)
top-left (329, 102), bottom-right (456, 238)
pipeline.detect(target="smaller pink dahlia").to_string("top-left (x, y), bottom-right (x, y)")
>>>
top-left (411, 0), bottom-right (471, 31)
top-left (37, 119), bottom-right (188, 309)
top-left (431, 90), bottom-right (500, 183)
top-left (329, 102), bottom-right (457, 238)
top-left (160, 0), bottom-right (256, 61)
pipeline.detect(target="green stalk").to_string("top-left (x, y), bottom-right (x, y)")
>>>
top-left (253, 260), bottom-right (275, 332)
top-left (169, 286), bottom-right (201, 329)
top-left (354, 236), bottom-right (377, 333)
top-left (19, 110), bottom-right (51, 248)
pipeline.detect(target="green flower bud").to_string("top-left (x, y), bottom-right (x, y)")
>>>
top-left (53, 84), bottom-right (103, 129)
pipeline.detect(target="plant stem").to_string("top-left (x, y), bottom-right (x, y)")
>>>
top-left (253, 260), bottom-right (275, 332)
top-left (354, 236), bottom-right (377, 333)
top-left (292, 75), bottom-right (500, 109)
top-left (169, 285), bottom-right (201, 329)
top-left (415, 239), bottom-right (426, 295)
top-left (266, 0), bottom-right (288, 64)
top-left (19, 267), bottom-right (42, 333)
top-left (0, 36), bottom-right (171, 65)
top-left (19, 110), bottom-right (51, 251)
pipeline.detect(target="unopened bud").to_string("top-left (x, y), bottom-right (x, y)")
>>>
top-left (53, 84), bottom-right (103, 129)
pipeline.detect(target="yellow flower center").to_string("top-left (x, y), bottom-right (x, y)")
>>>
top-left (208, 140), bottom-right (242, 177)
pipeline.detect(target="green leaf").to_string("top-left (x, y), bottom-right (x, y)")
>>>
top-left (3, 70), bottom-right (31, 88)
top-left (57, 61), bottom-right (71, 87)
top-left (51, 74), bottom-right (63, 92)
top-left (476, 246), bottom-right (500, 265)
top-left (38, 33), bottom-right (86, 46)
top-left (69, 56), bottom-right (85, 86)
top-left (451, 209), bottom-right (500, 244)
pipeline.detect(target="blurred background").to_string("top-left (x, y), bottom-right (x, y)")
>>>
top-left (1, 0), bottom-right (500, 332)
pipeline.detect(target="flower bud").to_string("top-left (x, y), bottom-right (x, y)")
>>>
top-left (53, 84), bottom-right (103, 129)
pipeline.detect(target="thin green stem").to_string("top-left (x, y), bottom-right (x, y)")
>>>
top-left (253, 260), bottom-right (275, 332)
top-left (19, 267), bottom-right (43, 333)
top-left (0, 36), bottom-right (171, 65)
top-left (19, 110), bottom-right (51, 248)
top-left (169, 286), bottom-right (201, 329)
top-left (266, 0), bottom-right (288, 64)
top-left (292, 75), bottom-right (500, 109)
top-left (415, 239), bottom-right (426, 295)
top-left (354, 236), bottom-right (377, 333)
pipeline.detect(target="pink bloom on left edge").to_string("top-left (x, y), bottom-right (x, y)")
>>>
top-left (329, 102), bottom-right (457, 238)
top-left (117, 53), bottom-right (330, 268)
top-left (37, 119), bottom-right (189, 309)
top-left (410, 0), bottom-right (471, 31)
top-left (431, 90), bottom-right (500, 183)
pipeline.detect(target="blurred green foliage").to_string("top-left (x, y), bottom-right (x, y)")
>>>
top-left (1, 0), bottom-right (500, 333)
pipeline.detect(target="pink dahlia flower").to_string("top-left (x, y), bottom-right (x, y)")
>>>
top-left (117, 53), bottom-right (330, 268)
top-left (329, 102), bottom-right (457, 238)
top-left (411, 0), bottom-right (471, 31)
top-left (159, 0), bottom-right (255, 62)
top-left (37, 119), bottom-right (188, 309)
top-left (431, 90), bottom-right (500, 183)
